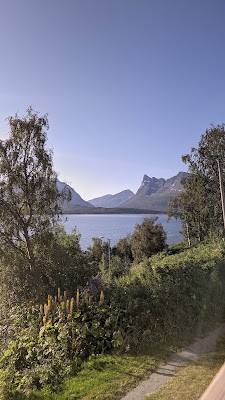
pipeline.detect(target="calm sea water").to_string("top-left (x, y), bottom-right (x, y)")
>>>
top-left (63, 214), bottom-right (183, 250)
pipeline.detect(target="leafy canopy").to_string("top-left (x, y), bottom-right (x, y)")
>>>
top-left (168, 124), bottom-right (225, 243)
top-left (131, 217), bottom-right (167, 262)
top-left (0, 107), bottom-right (67, 270)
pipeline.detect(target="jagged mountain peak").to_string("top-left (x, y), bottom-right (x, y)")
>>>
top-left (120, 171), bottom-right (188, 212)
top-left (137, 175), bottom-right (165, 196)
top-left (141, 174), bottom-right (163, 184)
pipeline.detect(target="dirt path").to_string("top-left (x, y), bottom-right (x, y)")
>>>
top-left (121, 323), bottom-right (225, 400)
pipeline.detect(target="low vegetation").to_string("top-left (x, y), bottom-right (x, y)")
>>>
top-left (26, 353), bottom-right (164, 400)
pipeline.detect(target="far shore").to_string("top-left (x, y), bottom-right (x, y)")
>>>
top-left (62, 206), bottom-right (166, 215)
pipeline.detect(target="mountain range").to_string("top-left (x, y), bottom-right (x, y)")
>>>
top-left (59, 171), bottom-right (188, 213)
top-left (89, 189), bottom-right (134, 208)
top-left (119, 172), bottom-right (188, 212)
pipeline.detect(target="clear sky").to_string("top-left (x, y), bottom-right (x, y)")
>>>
top-left (1, 0), bottom-right (225, 200)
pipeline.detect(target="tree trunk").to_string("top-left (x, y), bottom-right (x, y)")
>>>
top-left (23, 227), bottom-right (35, 270)
top-left (185, 222), bottom-right (191, 247)
top-left (217, 159), bottom-right (225, 233)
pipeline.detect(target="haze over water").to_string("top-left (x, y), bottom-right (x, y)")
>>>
top-left (63, 214), bottom-right (183, 250)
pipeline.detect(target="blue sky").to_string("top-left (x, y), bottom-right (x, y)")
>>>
top-left (1, 0), bottom-right (225, 200)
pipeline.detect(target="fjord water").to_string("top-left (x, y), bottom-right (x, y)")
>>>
top-left (63, 214), bottom-right (183, 250)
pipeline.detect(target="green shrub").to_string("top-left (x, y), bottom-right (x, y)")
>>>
top-left (105, 242), bottom-right (225, 347)
top-left (0, 289), bottom-right (127, 398)
top-left (0, 226), bottom-right (94, 309)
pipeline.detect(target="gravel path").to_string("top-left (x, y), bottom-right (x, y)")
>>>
top-left (121, 323), bottom-right (225, 400)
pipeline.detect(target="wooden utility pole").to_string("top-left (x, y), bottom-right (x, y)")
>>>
top-left (217, 159), bottom-right (225, 230)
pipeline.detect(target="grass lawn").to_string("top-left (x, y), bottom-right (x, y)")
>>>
top-left (145, 334), bottom-right (225, 400)
top-left (27, 346), bottom-right (171, 400)
top-left (52, 354), bottom-right (160, 400)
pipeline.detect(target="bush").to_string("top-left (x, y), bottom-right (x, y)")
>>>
top-left (130, 217), bottom-right (167, 263)
top-left (105, 242), bottom-right (225, 347)
top-left (0, 289), bottom-right (127, 397)
top-left (0, 226), bottom-right (94, 308)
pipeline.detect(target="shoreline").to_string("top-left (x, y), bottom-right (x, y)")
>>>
top-left (62, 206), bottom-right (166, 215)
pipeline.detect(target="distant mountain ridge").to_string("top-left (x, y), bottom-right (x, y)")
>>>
top-left (89, 189), bottom-right (134, 208)
top-left (57, 180), bottom-right (93, 211)
top-left (58, 171), bottom-right (188, 214)
top-left (119, 172), bottom-right (188, 212)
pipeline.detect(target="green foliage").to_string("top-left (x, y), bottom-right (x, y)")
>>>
top-left (87, 236), bottom-right (133, 282)
top-left (86, 237), bottom-right (105, 270)
top-left (0, 108), bottom-right (75, 307)
top-left (0, 304), bottom-right (71, 398)
top-left (1, 238), bottom-right (225, 398)
top-left (0, 107), bottom-right (68, 270)
top-left (168, 124), bottom-right (225, 243)
top-left (34, 226), bottom-right (93, 298)
top-left (106, 242), bottom-right (225, 349)
top-left (105, 255), bottom-right (131, 279)
top-left (0, 289), bottom-right (127, 398)
top-left (6, 108), bottom-right (225, 399)
top-left (112, 236), bottom-right (133, 263)
top-left (0, 226), bottom-right (91, 307)
top-left (130, 217), bottom-right (167, 263)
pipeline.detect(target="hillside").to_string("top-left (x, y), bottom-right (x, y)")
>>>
top-left (89, 189), bottom-right (134, 208)
top-left (57, 180), bottom-right (94, 211)
top-left (119, 172), bottom-right (188, 212)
